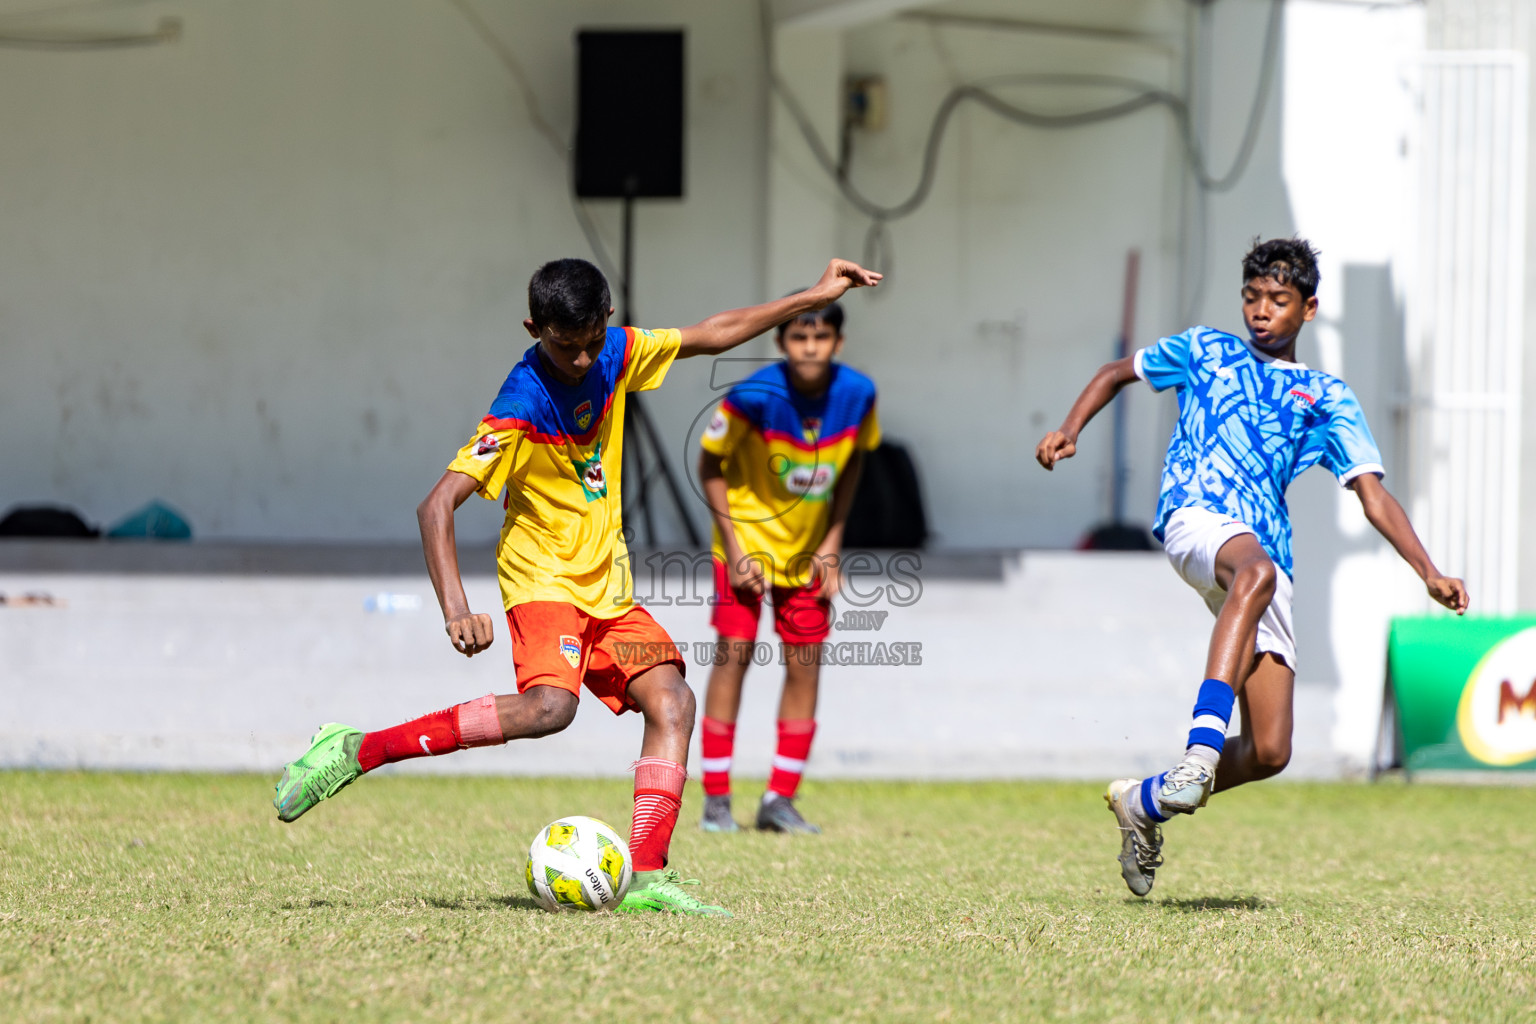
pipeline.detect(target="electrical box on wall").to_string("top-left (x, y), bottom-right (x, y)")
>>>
top-left (844, 75), bottom-right (887, 132)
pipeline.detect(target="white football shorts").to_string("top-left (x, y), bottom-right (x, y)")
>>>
top-left (1161, 505), bottom-right (1296, 671)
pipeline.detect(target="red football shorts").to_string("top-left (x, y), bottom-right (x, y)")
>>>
top-left (710, 557), bottom-right (833, 646)
top-left (506, 602), bottom-right (685, 715)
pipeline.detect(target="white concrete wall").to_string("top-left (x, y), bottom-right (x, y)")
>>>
top-left (0, 552), bottom-right (1341, 779)
top-left (0, 0), bottom-right (768, 545)
top-left (1271, 1), bottom-right (1428, 766)
top-left (811, 0), bottom-right (1188, 549)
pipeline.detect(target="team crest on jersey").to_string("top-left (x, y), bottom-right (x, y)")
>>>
top-left (1288, 387), bottom-right (1317, 407)
top-left (801, 416), bottom-right (821, 442)
top-left (574, 400), bottom-right (593, 431)
top-left (474, 433), bottom-right (500, 459)
top-left (558, 635), bottom-right (581, 668)
top-left (573, 442), bottom-right (608, 502)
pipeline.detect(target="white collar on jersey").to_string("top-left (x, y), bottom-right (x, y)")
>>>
top-left (1241, 334), bottom-right (1308, 370)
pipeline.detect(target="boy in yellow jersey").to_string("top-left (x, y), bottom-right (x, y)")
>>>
top-left (273, 257), bottom-right (881, 915)
top-left (696, 302), bottom-right (879, 833)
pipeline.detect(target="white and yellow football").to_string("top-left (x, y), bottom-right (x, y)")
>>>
top-left (525, 815), bottom-right (632, 912)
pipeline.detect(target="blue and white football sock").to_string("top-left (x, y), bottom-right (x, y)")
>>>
top-left (1136, 679), bottom-right (1235, 822)
top-left (1136, 773), bottom-right (1170, 823)
top-left (1184, 677), bottom-right (1235, 772)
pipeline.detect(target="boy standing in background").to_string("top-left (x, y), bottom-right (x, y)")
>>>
top-left (697, 302), bottom-right (880, 834)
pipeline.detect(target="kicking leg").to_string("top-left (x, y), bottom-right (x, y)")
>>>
top-left (273, 687), bottom-right (578, 823)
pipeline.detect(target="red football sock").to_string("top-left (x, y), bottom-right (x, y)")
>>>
top-left (629, 757), bottom-right (686, 872)
top-left (700, 716), bottom-right (735, 797)
top-left (356, 694), bottom-right (504, 773)
top-left (766, 719), bottom-right (816, 799)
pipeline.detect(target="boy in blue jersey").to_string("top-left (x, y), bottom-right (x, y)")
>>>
top-left (1036, 238), bottom-right (1469, 896)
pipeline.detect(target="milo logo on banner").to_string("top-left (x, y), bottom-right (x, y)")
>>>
top-left (1456, 626), bottom-right (1536, 766)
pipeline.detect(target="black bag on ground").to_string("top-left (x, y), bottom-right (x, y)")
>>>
top-left (843, 441), bottom-right (928, 549)
top-left (0, 505), bottom-right (100, 538)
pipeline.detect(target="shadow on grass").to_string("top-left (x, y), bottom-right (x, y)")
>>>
top-left (413, 895), bottom-right (544, 913)
top-left (491, 895), bottom-right (544, 913)
top-left (1153, 895), bottom-right (1270, 913)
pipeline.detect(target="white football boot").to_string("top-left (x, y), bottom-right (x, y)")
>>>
top-left (1105, 779), bottom-right (1163, 897)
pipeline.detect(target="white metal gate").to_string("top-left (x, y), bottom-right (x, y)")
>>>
top-left (1406, 52), bottom-right (1528, 614)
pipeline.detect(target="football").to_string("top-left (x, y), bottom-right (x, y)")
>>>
top-left (525, 815), bottom-right (633, 912)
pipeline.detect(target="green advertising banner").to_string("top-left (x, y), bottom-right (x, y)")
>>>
top-left (1388, 615), bottom-right (1536, 774)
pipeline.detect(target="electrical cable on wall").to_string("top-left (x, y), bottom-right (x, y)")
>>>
top-left (760, 0), bottom-right (1282, 280)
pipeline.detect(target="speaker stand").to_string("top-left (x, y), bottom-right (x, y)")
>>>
top-left (617, 192), bottom-right (703, 550)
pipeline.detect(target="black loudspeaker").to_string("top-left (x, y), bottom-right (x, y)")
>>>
top-left (575, 30), bottom-right (685, 198)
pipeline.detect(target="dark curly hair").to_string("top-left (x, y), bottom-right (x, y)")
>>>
top-left (527, 258), bottom-right (611, 332)
top-left (1242, 237), bottom-right (1321, 299)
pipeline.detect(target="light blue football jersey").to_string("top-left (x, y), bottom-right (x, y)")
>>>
top-left (1136, 326), bottom-right (1384, 578)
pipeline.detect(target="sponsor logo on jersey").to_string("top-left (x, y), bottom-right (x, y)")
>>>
top-left (1288, 388), bottom-right (1317, 406)
top-left (1457, 627), bottom-right (1536, 766)
top-left (801, 416), bottom-right (822, 441)
top-left (559, 634), bottom-right (581, 668)
top-left (474, 433), bottom-right (500, 458)
top-left (704, 407), bottom-right (730, 441)
top-left (783, 462), bottom-right (835, 497)
top-left (573, 442), bottom-right (608, 502)
top-left (574, 400), bottom-right (593, 431)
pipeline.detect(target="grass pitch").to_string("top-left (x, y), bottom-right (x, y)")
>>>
top-left (2, 773), bottom-right (1533, 1023)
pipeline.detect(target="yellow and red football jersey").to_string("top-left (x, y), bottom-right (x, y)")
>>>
top-left (701, 362), bottom-right (880, 587)
top-left (448, 326), bottom-right (679, 617)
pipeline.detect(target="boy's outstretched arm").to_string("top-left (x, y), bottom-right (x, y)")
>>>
top-left (676, 259), bottom-right (881, 358)
top-left (1035, 356), bottom-right (1139, 470)
top-left (1349, 473), bottom-right (1469, 614)
top-left (417, 470), bottom-right (497, 656)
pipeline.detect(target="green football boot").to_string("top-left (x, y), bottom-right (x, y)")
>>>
top-left (273, 723), bottom-right (364, 822)
top-left (616, 869), bottom-right (732, 917)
